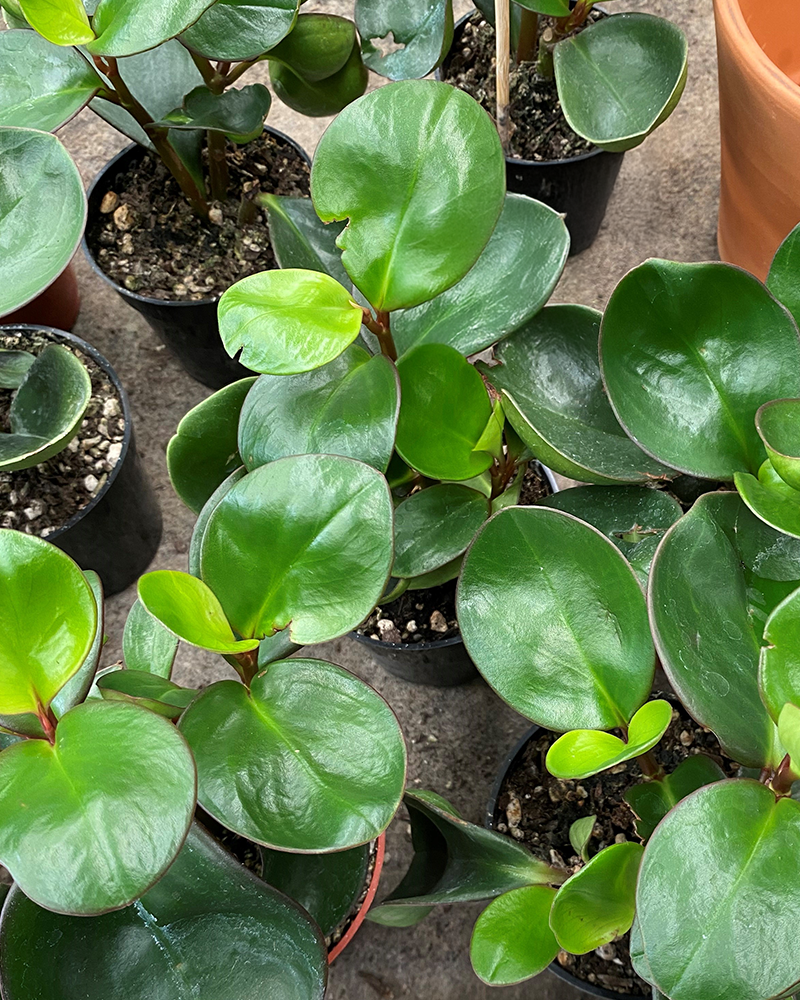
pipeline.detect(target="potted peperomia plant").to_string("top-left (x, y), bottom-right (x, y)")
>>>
top-left (353, 0), bottom-right (688, 253)
top-left (166, 78), bottom-right (569, 685)
top-left (0, 3), bottom-right (369, 388)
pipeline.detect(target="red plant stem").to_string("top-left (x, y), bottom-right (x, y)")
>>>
top-left (232, 648), bottom-right (260, 687)
top-left (36, 701), bottom-right (57, 745)
top-left (636, 749), bottom-right (665, 781)
top-left (772, 754), bottom-right (798, 796)
top-left (362, 309), bottom-right (398, 361)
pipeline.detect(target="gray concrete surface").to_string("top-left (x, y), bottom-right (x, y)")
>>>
top-left (55, 1), bottom-right (719, 996)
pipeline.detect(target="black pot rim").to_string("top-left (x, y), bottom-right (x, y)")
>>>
top-left (81, 126), bottom-right (312, 310)
top-left (351, 461), bottom-right (560, 653)
top-left (485, 724), bottom-right (648, 1000)
top-left (0, 323), bottom-right (133, 542)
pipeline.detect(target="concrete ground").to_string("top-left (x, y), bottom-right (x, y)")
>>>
top-left (56, 1), bottom-right (719, 996)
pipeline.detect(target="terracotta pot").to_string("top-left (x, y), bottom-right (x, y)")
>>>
top-left (328, 834), bottom-right (385, 963)
top-left (714, 0), bottom-right (800, 279)
top-left (2, 262), bottom-right (80, 331)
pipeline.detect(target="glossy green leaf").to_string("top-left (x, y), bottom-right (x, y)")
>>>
top-left (395, 344), bottom-right (494, 481)
top-left (555, 14), bottom-right (687, 152)
top-left (768, 221), bottom-right (800, 329)
top-left (516, 0), bottom-right (569, 14)
top-left (0, 128), bottom-right (87, 319)
top-left (406, 554), bottom-right (463, 591)
top-left (51, 570), bottom-right (104, 719)
top-left (264, 195), bottom-right (348, 287)
top-left (238, 347), bottom-right (399, 474)
top-left (458, 506), bottom-right (655, 731)
top-left (154, 84), bottom-right (272, 143)
top-left (312, 80), bottom-right (505, 312)
top-left (757, 399), bottom-right (800, 490)
top-left (779, 704), bottom-right (800, 769)
top-left (97, 669), bottom-right (196, 719)
top-left (138, 571), bottom-right (259, 655)
top-left (187, 466), bottom-right (246, 579)
top-left (546, 700), bottom-right (672, 781)
top-left (270, 34), bottom-right (367, 117)
top-left (550, 842), bottom-right (643, 954)
top-left (0, 700), bottom-right (195, 914)
top-left (200, 455), bottom-right (393, 645)
top-left (393, 484), bottom-right (489, 579)
top-left (167, 377), bottom-right (255, 515)
top-left (481, 306), bottom-right (671, 484)
top-left (356, 0), bottom-right (453, 80)
top-left (87, 0), bottom-right (218, 57)
top-left (0, 530), bottom-right (96, 717)
top-left (624, 754), bottom-right (726, 842)
top-left (637, 779), bottom-right (800, 1000)
top-left (218, 268), bottom-right (364, 376)
top-left (736, 463), bottom-right (800, 539)
top-left (0, 823), bottom-right (327, 1000)
top-left (569, 816), bottom-right (596, 863)
top-left (122, 598), bottom-right (179, 678)
top-left (470, 885), bottom-right (559, 986)
top-left (180, 659), bottom-right (405, 851)
top-left (649, 492), bottom-right (793, 768)
top-left (0, 31), bottom-right (101, 130)
top-left (539, 485), bottom-right (682, 587)
top-left (17, 0), bottom-right (92, 44)
top-left (601, 260), bottom-right (800, 480)
top-left (268, 11), bottom-right (355, 80)
top-left (761, 587), bottom-right (800, 723)
top-left (0, 351), bottom-right (34, 389)
top-left (393, 194), bottom-right (568, 359)
top-left (181, 0), bottom-right (299, 62)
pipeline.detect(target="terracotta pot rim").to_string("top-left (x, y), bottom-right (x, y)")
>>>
top-left (714, 0), bottom-right (800, 100)
top-left (327, 833), bottom-right (385, 964)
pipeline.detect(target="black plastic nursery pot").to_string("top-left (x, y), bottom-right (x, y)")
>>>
top-left (1, 325), bottom-right (162, 596)
top-left (351, 463), bottom-right (559, 688)
top-left (440, 11), bottom-right (624, 256)
top-left (82, 128), bottom-right (312, 391)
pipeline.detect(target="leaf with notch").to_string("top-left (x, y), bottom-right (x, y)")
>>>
top-left (264, 195), bottom-right (348, 287)
top-left (122, 598), bottom-right (179, 678)
top-left (471, 885), bottom-right (559, 986)
top-left (624, 754), bottom-right (726, 842)
top-left (180, 0), bottom-right (299, 62)
top-left (355, 0), bottom-right (453, 80)
top-left (153, 84), bottom-right (272, 143)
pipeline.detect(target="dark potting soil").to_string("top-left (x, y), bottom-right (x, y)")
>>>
top-left (86, 131), bottom-right (310, 301)
top-left (442, 11), bottom-right (600, 162)
top-left (0, 330), bottom-right (125, 536)
top-left (518, 461), bottom-right (551, 505)
top-left (493, 693), bottom-right (740, 996)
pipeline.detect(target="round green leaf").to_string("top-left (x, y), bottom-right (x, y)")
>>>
top-left (481, 306), bottom-right (671, 484)
top-left (122, 598), bottom-right (179, 678)
top-left (311, 79), bottom-right (505, 312)
top-left (458, 507), bottom-right (655, 731)
top-left (179, 660), bottom-right (406, 851)
top-left (18, 0), bottom-right (92, 44)
top-left (270, 34), bottom-right (367, 117)
top-left (637, 780), bottom-right (800, 1000)
top-left (550, 842), bottom-right (643, 954)
top-left (200, 455), bottom-right (393, 645)
top-left (624, 754), bottom-right (726, 842)
top-left (554, 14), bottom-right (687, 152)
top-left (154, 83), bottom-right (272, 143)
top-left (395, 344), bottom-right (494, 481)
top-left (546, 700), bottom-right (672, 781)
top-left (267, 11), bottom-right (355, 81)
top-left (181, 0), bottom-right (299, 61)
top-left (0, 530), bottom-right (96, 717)
top-left (238, 346), bottom-right (399, 474)
top-left (167, 377), bottom-right (255, 515)
top-left (0, 700), bottom-right (196, 915)
top-left (0, 823), bottom-right (327, 1000)
top-left (138, 570), bottom-right (260, 655)
top-left (470, 886), bottom-right (559, 986)
top-left (393, 484), bottom-right (489, 579)
top-left (0, 129), bottom-right (87, 319)
top-left (264, 194), bottom-right (348, 287)
top-left (649, 492), bottom-right (791, 768)
top-left (393, 194), bottom-right (569, 359)
top-left (218, 268), bottom-right (364, 376)
top-left (539, 485), bottom-right (683, 588)
top-left (735, 464), bottom-right (800, 539)
top-left (51, 570), bottom-right (104, 720)
top-left (0, 31), bottom-right (102, 130)
top-left (87, 0), bottom-right (218, 57)
top-left (767, 221), bottom-right (800, 330)
top-left (759, 587), bottom-right (800, 723)
top-left (601, 260), bottom-right (800, 480)
top-left (756, 399), bottom-right (800, 490)
top-left (188, 466), bottom-right (247, 579)
top-left (355, 0), bottom-right (453, 80)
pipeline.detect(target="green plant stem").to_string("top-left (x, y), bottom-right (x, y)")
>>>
top-left (516, 8), bottom-right (538, 64)
top-left (207, 129), bottom-right (230, 202)
top-left (188, 50), bottom-right (218, 88)
top-left (362, 308), bottom-right (398, 361)
top-left (637, 749), bottom-right (665, 781)
top-left (536, 27), bottom-right (555, 79)
top-left (221, 58), bottom-right (262, 89)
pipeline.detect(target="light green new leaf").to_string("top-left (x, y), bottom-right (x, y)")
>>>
top-left (471, 886), bottom-right (559, 986)
top-left (779, 704), bottom-right (800, 770)
top-left (768, 222), bottom-right (800, 330)
top-left (200, 455), bottom-right (393, 645)
top-left (264, 195), bottom-right (348, 287)
top-left (761, 588), bottom-right (800, 723)
top-left (624, 754), bottom-right (726, 842)
top-left (393, 194), bottom-right (569, 359)
top-left (238, 347), bottom-right (399, 473)
top-left (458, 507), bottom-right (655, 731)
top-left (355, 0), bottom-right (453, 80)
top-left (546, 700), bottom-right (672, 781)
top-left (181, 0), bottom-right (299, 62)
top-left (122, 598), bottom-right (179, 678)
top-left (550, 842), bottom-right (643, 954)
top-left (312, 80), bottom-right (505, 312)
top-left (0, 700), bottom-right (195, 915)
top-left (179, 660), bottom-right (406, 851)
top-left (218, 269), bottom-right (364, 375)
top-left (393, 484), bottom-right (489, 579)
top-left (153, 84), bottom-right (272, 143)
top-left (555, 14), bottom-right (687, 152)
top-left (0, 128), bottom-right (87, 319)
top-left (637, 780), bottom-right (800, 1000)
top-left (51, 570), bottom-right (103, 719)
top-left (97, 669), bottom-right (196, 720)
top-left (569, 816), bottom-right (596, 863)
top-left (270, 34), bottom-right (367, 117)
top-left (601, 260), bottom-right (800, 480)
top-left (167, 377), bottom-right (255, 515)
top-left (138, 571), bottom-right (259, 655)
top-left (481, 306), bottom-right (671, 484)
top-left (736, 463), bottom-right (800, 539)
top-left (0, 31), bottom-right (101, 130)
top-left (87, 0), bottom-right (218, 57)
top-left (0, 530), bottom-right (96, 717)
top-left (18, 0), bottom-right (93, 44)
top-left (756, 399), bottom-right (800, 490)
top-left (395, 344), bottom-right (494, 481)
top-left (0, 824), bottom-right (327, 1000)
